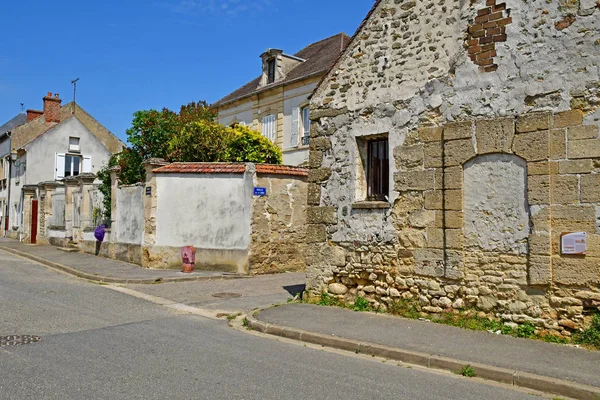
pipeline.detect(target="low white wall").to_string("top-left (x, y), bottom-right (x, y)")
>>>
top-left (155, 173), bottom-right (253, 250)
top-left (116, 185), bottom-right (144, 245)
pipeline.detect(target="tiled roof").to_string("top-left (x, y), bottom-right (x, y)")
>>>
top-left (0, 113), bottom-right (28, 136)
top-left (255, 164), bottom-right (308, 177)
top-left (212, 33), bottom-right (351, 107)
top-left (153, 163), bottom-right (308, 177)
top-left (153, 163), bottom-right (247, 174)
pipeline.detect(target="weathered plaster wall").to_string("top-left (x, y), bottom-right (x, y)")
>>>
top-left (464, 154), bottom-right (530, 253)
top-left (155, 173), bottom-right (252, 249)
top-left (307, 0), bottom-right (600, 333)
top-left (249, 173), bottom-right (308, 274)
top-left (24, 118), bottom-right (111, 183)
top-left (116, 184), bottom-right (144, 245)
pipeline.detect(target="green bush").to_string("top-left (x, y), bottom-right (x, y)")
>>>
top-left (225, 125), bottom-right (282, 164)
top-left (573, 313), bottom-right (600, 349)
top-left (353, 297), bottom-right (370, 312)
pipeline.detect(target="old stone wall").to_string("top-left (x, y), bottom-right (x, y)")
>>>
top-left (307, 0), bottom-right (600, 334)
top-left (249, 173), bottom-right (308, 274)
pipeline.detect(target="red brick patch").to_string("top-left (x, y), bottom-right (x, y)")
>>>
top-left (465, 1), bottom-right (511, 72)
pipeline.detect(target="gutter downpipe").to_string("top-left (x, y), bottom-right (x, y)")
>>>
top-left (4, 131), bottom-right (11, 238)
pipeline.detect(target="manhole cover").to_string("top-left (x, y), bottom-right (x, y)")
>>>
top-left (212, 292), bottom-right (242, 299)
top-left (0, 335), bottom-right (42, 347)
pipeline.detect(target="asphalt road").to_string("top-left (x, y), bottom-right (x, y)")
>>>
top-left (0, 250), bottom-right (545, 399)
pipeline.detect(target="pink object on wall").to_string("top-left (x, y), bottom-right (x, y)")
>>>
top-left (181, 246), bottom-right (196, 273)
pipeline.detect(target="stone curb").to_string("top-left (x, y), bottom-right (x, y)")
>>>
top-left (0, 246), bottom-right (248, 285)
top-left (246, 314), bottom-right (600, 400)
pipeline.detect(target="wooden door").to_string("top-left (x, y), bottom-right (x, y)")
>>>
top-left (31, 200), bottom-right (38, 244)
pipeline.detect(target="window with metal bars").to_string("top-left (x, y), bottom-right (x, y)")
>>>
top-left (366, 138), bottom-right (389, 201)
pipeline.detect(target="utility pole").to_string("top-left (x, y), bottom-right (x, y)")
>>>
top-left (71, 78), bottom-right (80, 114)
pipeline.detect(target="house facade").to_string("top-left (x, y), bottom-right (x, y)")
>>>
top-left (213, 33), bottom-right (350, 166)
top-left (307, 0), bottom-right (600, 333)
top-left (0, 113), bottom-right (28, 236)
top-left (5, 92), bottom-right (124, 242)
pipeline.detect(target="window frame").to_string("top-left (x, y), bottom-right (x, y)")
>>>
top-left (64, 154), bottom-right (82, 178)
top-left (366, 138), bottom-right (389, 202)
top-left (68, 137), bottom-right (81, 153)
top-left (261, 114), bottom-right (276, 143)
top-left (301, 106), bottom-right (311, 145)
top-left (267, 59), bottom-right (276, 84)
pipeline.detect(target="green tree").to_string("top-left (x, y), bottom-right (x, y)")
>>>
top-left (168, 120), bottom-right (234, 163)
top-left (225, 125), bottom-right (282, 164)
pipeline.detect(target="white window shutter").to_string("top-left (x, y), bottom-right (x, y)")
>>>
top-left (82, 155), bottom-right (92, 173)
top-left (55, 153), bottom-right (65, 180)
top-left (291, 107), bottom-right (300, 147)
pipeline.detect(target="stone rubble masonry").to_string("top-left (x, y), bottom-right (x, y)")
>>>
top-left (304, 0), bottom-right (600, 334)
top-left (306, 112), bottom-right (600, 333)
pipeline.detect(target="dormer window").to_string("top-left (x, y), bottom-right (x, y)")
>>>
top-left (267, 59), bottom-right (276, 84)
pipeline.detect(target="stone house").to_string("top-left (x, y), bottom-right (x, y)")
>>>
top-left (0, 112), bottom-right (28, 236)
top-left (307, 0), bottom-right (600, 334)
top-left (5, 92), bottom-right (124, 243)
top-left (213, 33), bottom-right (351, 166)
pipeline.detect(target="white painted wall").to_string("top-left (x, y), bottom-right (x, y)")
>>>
top-left (24, 118), bottom-right (111, 183)
top-left (155, 173), bottom-right (253, 249)
top-left (217, 102), bottom-right (255, 128)
top-left (116, 185), bottom-right (144, 245)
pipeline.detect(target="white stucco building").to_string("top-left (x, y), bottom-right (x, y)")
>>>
top-left (4, 92), bottom-right (124, 242)
top-left (212, 33), bottom-right (350, 166)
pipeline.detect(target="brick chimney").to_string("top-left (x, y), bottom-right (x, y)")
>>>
top-left (26, 109), bottom-right (44, 121)
top-left (43, 92), bottom-right (62, 124)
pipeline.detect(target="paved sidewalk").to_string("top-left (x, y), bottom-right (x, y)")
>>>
top-left (254, 304), bottom-right (600, 394)
top-left (0, 238), bottom-right (245, 284)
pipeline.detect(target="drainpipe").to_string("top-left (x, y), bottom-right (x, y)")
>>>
top-left (5, 131), bottom-right (11, 238)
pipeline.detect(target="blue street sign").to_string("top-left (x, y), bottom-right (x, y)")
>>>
top-left (254, 187), bottom-right (267, 197)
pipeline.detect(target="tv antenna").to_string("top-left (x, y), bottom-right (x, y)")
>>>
top-left (20, 103), bottom-right (24, 113)
top-left (71, 78), bottom-right (80, 114)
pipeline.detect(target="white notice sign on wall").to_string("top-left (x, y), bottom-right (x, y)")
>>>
top-left (561, 232), bottom-right (587, 255)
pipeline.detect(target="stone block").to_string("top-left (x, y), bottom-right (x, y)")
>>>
top-left (530, 205), bottom-right (551, 232)
top-left (423, 142), bottom-right (443, 168)
top-left (551, 205), bottom-right (596, 232)
top-left (307, 184), bottom-right (321, 206)
top-left (394, 170), bottom-right (435, 191)
top-left (424, 190), bottom-right (443, 210)
top-left (528, 255), bottom-right (551, 285)
top-left (558, 160), bottom-right (593, 174)
top-left (551, 175), bottom-right (579, 205)
top-left (475, 117), bottom-right (515, 154)
top-left (567, 139), bottom-right (600, 159)
top-left (568, 125), bottom-right (599, 141)
top-left (585, 234), bottom-right (600, 258)
top-left (426, 228), bottom-right (444, 249)
top-left (444, 211), bottom-right (464, 229)
top-left (309, 137), bottom-right (332, 151)
top-left (529, 233), bottom-right (551, 255)
top-left (444, 139), bottom-right (476, 166)
top-left (528, 175), bottom-right (550, 205)
top-left (553, 256), bottom-right (600, 285)
top-left (444, 190), bottom-right (463, 211)
top-left (394, 144), bottom-right (424, 170)
top-left (580, 174), bottom-right (600, 203)
top-left (443, 121), bottom-right (473, 140)
top-left (443, 167), bottom-right (463, 190)
top-left (306, 224), bottom-right (327, 243)
top-left (408, 210), bottom-right (436, 228)
top-left (307, 206), bottom-right (338, 225)
top-left (553, 109), bottom-right (584, 128)
top-left (513, 130), bottom-right (549, 161)
top-left (516, 112), bottom-right (551, 133)
top-left (308, 168), bottom-right (332, 183)
top-left (446, 229), bottom-right (463, 249)
top-left (528, 161), bottom-right (558, 176)
top-left (308, 150), bottom-right (323, 169)
top-left (418, 126), bottom-right (443, 142)
top-left (549, 129), bottom-right (567, 160)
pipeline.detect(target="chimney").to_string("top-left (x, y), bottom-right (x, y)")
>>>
top-left (26, 109), bottom-right (44, 121)
top-left (43, 92), bottom-right (62, 124)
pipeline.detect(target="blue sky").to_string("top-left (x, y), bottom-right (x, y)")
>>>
top-left (0, 0), bottom-right (374, 142)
